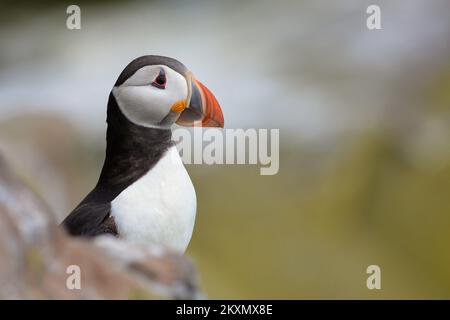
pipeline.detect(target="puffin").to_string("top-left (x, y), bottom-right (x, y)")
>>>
top-left (61, 55), bottom-right (224, 253)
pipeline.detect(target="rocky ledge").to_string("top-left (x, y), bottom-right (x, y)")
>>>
top-left (0, 155), bottom-right (202, 299)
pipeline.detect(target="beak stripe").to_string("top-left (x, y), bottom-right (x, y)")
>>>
top-left (196, 80), bottom-right (224, 128)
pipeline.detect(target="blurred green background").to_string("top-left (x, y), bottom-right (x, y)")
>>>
top-left (1, 0), bottom-right (450, 298)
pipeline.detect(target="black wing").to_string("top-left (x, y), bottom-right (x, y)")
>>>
top-left (61, 201), bottom-right (118, 237)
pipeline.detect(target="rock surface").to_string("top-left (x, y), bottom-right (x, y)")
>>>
top-left (0, 155), bottom-right (201, 299)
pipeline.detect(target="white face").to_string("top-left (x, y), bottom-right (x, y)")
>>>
top-left (112, 65), bottom-right (188, 128)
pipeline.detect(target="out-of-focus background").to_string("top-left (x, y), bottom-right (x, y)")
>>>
top-left (1, 0), bottom-right (450, 298)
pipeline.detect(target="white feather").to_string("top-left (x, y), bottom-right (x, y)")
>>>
top-left (110, 146), bottom-right (196, 253)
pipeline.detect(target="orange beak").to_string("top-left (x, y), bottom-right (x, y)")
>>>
top-left (176, 74), bottom-right (224, 128)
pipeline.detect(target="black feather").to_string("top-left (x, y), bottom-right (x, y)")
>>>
top-left (61, 93), bottom-right (173, 237)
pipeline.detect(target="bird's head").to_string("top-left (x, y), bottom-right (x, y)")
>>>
top-left (111, 55), bottom-right (224, 129)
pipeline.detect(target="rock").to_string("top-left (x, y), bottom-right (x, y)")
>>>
top-left (0, 155), bottom-right (202, 299)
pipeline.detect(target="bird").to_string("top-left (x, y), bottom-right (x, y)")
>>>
top-left (61, 55), bottom-right (224, 253)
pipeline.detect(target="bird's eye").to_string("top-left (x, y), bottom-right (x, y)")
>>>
top-left (151, 68), bottom-right (166, 89)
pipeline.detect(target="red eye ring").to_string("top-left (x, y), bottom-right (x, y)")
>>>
top-left (151, 68), bottom-right (166, 89)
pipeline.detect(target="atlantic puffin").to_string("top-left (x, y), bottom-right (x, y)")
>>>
top-left (62, 55), bottom-right (224, 253)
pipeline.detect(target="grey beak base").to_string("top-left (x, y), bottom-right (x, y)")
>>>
top-left (177, 81), bottom-right (204, 124)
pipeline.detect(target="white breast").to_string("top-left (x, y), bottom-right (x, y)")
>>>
top-left (110, 146), bottom-right (196, 253)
